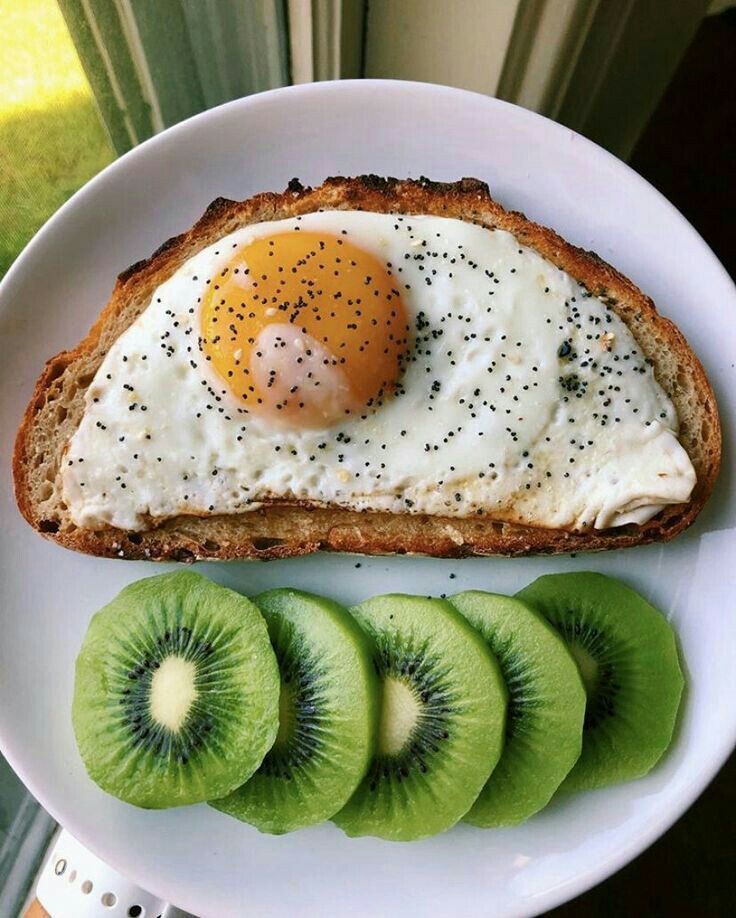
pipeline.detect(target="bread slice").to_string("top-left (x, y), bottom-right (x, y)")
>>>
top-left (13, 176), bottom-right (721, 561)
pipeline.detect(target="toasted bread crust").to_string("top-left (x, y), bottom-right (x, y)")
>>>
top-left (13, 176), bottom-right (721, 560)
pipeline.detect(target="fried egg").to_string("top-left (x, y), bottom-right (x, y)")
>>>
top-left (62, 211), bottom-right (696, 532)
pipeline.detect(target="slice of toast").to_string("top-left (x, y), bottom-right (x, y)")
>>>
top-left (13, 176), bottom-right (721, 560)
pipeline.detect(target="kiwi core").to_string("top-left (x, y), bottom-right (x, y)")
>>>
top-left (379, 677), bottom-right (421, 757)
top-left (569, 642), bottom-right (599, 697)
top-left (149, 656), bottom-right (198, 731)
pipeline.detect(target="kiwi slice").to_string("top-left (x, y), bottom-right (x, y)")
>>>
top-left (449, 591), bottom-right (586, 826)
top-left (517, 572), bottom-right (684, 792)
top-left (333, 594), bottom-right (507, 841)
top-left (72, 571), bottom-right (279, 808)
top-left (211, 588), bottom-right (379, 834)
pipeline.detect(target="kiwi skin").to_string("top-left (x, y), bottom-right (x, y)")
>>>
top-left (517, 571), bottom-right (685, 793)
top-left (72, 571), bottom-right (280, 809)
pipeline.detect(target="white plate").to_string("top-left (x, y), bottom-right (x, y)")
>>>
top-left (0, 81), bottom-right (734, 918)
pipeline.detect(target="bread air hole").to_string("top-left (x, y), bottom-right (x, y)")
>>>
top-left (46, 362), bottom-right (66, 384)
top-left (170, 547), bottom-right (195, 562)
top-left (252, 537), bottom-right (284, 551)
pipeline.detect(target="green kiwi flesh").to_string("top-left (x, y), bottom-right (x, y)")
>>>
top-left (333, 594), bottom-right (507, 841)
top-left (517, 572), bottom-right (684, 792)
top-left (72, 571), bottom-right (279, 808)
top-left (449, 591), bottom-right (586, 826)
top-left (211, 588), bottom-right (379, 834)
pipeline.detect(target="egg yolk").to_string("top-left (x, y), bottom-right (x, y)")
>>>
top-left (200, 231), bottom-right (411, 428)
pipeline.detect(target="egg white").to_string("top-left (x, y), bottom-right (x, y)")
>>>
top-left (62, 211), bottom-right (695, 532)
